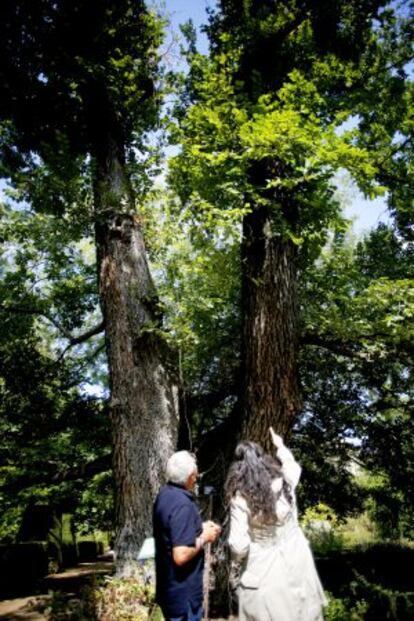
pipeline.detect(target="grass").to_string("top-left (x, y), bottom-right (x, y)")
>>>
top-left (338, 512), bottom-right (378, 549)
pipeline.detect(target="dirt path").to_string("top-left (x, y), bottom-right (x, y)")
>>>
top-left (0, 563), bottom-right (236, 621)
top-left (0, 561), bottom-right (114, 620)
top-left (0, 596), bottom-right (50, 621)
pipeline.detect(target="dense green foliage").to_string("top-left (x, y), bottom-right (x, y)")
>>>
top-left (0, 0), bottom-right (163, 180)
top-left (295, 225), bottom-right (414, 533)
top-left (171, 0), bottom-right (412, 246)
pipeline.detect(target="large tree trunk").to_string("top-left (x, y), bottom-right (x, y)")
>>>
top-left (241, 205), bottom-right (301, 450)
top-left (198, 201), bottom-right (303, 613)
top-left (93, 136), bottom-right (179, 577)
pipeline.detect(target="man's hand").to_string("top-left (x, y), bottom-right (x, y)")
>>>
top-left (202, 520), bottom-right (221, 544)
top-left (269, 426), bottom-right (283, 449)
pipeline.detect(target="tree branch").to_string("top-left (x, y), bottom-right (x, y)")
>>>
top-left (301, 330), bottom-right (414, 359)
top-left (69, 321), bottom-right (105, 345)
top-left (376, 135), bottom-right (412, 169)
top-left (54, 454), bottom-right (112, 483)
top-left (0, 304), bottom-right (104, 345)
top-left (301, 332), bottom-right (360, 358)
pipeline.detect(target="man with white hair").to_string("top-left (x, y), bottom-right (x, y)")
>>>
top-left (153, 450), bottom-right (221, 621)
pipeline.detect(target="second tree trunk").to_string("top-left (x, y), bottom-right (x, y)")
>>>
top-left (241, 206), bottom-right (301, 450)
top-left (94, 137), bottom-right (179, 577)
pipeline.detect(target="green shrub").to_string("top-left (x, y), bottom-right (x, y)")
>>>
top-left (40, 568), bottom-right (159, 621)
top-left (319, 546), bottom-right (414, 621)
top-left (302, 503), bottom-right (345, 555)
top-left (324, 593), bottom-right (368, 621)
top-left (339, 512), bottom-right (377, 548)
top-left (317, 542), bottom-right (414, 598)
top-left (324, 576), bottom-right (414, 621)
top-left (350, 573), bottom-right (414, 621)
top-left (95, 566), bottom-right (156, 621)
top-left (34, 585), bottom-right (98, 621)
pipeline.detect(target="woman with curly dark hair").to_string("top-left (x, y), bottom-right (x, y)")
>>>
top-left (225, 428), bottom-right (326, 621)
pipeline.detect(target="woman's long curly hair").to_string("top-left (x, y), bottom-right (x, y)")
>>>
top-left (224, 441), bottom-right (292, 522)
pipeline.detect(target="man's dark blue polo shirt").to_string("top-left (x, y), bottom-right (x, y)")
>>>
top-left (153, 483), bottom-right (204, 617)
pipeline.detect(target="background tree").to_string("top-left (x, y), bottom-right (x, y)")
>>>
top-left (0, 0), bottom-right (179, 575)
top-left (297, 223), bottom-right (414, 534)
top-left (0, 193), bottom-right (112, 542)
top-left (0, 351), bottom-right (112, 545)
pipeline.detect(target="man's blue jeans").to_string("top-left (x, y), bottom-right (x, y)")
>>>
top-left (165, 602), bottom-right (203, 621)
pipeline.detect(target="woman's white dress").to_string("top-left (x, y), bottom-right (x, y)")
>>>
top-left (228, 442), bottom-right (327, 621)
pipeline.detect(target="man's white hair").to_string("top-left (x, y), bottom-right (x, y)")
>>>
top-left (166, 451), bottom-right (197, 485)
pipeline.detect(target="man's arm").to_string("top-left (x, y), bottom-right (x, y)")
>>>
top-left (172, 521), bottom-right (220, 567)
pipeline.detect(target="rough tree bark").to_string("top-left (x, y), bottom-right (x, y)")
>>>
top-left (241, 205), bottom-right (301, 450)
top-left (93, 135), bottom-right (179, 576)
